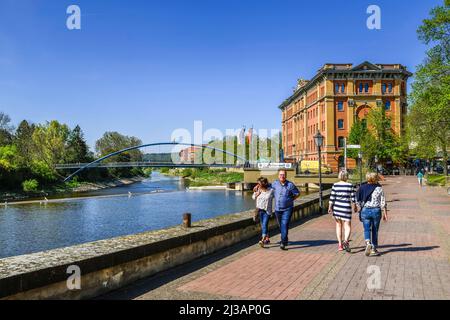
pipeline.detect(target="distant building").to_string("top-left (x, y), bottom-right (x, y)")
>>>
top-left (179, 145), bottom-right (207, 163)
top-left (279, 61), bottom-right (412, 172)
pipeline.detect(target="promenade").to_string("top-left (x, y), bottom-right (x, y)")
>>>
top-left (102, 176), bottom-right (450, 300)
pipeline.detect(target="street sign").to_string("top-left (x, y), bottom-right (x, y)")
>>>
top-left (347, 144), bottom-right (361, 149)
top-left (257, 162), bottom-right (292, 169)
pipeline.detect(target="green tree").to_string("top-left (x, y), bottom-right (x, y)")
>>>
top-left (95, 131), bottom-right (143, 177)
top-left (409, 0), bottom-right (450, 175)
top-left (0, 112), bottom-right (14, 146)
top-left (31, 120), bottom-right (70, 180)
top-left (66, 125), bottom-right (90, 163)
top-left (14, 120), bottom-right (36, 167)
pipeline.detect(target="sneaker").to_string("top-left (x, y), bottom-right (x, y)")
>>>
top-left (338, 244), bottom-right (344, 251)
top-left (365, 242), bottom-right (373, 256)
top-left (258, 240), bottom-right (265, 248)
top-left (263, 237), bottom-right (270, 245)
top-left (370, 248), bottom-right (380, 256)
top-left (343, 241), bottom-right (351, 253)
top-left (280, 243), bottom-right (288, 251)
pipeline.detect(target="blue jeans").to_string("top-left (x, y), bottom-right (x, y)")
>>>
top-left (361, 207), bottom-right (382, 248)
top-left (259, 209), bottom-right (270, 238)
top-left (275, 207), bottom-right (294, 246)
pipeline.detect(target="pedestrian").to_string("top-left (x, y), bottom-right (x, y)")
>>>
top-left (356, 172), bottom-right (388, 257)
top-left (328, 170), bottom-right (357, 252)
top-left (417, 170), bottom-right (424, 187)
top-left (252, 177), bottom-right (274, 248)
top-left (271, 169), bottom-right (300, 250)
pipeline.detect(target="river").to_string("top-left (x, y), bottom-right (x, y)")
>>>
top-left (0, 172), bottom-right (258, 259)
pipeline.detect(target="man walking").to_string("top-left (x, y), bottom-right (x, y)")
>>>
top-left (271, 169), bottom-right (300, 250)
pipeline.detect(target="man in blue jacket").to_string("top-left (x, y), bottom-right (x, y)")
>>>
top-left (267, 169), bottom-right (300, 250)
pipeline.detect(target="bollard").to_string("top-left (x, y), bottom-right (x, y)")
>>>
top-left (183, 213), bottom-right (192, 228)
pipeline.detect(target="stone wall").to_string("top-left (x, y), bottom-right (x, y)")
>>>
top-left (0, 191), bottom-right (330, 300)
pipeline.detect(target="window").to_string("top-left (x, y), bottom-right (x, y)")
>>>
top-left (335, 84), bottom-right (339, 93)
top-left (338, 119), bottom-right (344, 129)
top-left (337, 101), bottom-right (344, 111)
top-left (388, 83), bottom-right (393, 93)
top-left (341, 84), bottom-right (345, 93)
top-left (338, 137), bottom-right (345, 148)
top-left (364, 83), bottom-right (369, 93)
top-left (382, 83), bottom-right (387, 94)
top-left (359, 83), bottom-right (363, 93)
top-left (385, 100), bottom-right (391, 111)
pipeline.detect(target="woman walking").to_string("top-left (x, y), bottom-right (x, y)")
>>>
top-left (252, 177), bottom-right (274, 248)
top-left (356, 172), bottom-right (388, 257)
top-left (417, 170), bottom-right (424, 187)
top-left (328, 170), bottom-right (357, 252)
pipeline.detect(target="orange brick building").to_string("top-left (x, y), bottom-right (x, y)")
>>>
top-left (279, 62), bottom-right (412, 172)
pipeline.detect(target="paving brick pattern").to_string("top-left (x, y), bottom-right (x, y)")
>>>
top-left (102, 176), bottom-right (450, 300)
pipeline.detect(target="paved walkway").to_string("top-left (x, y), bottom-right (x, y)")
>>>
top-left (102, 176), bottom-right (450, 300)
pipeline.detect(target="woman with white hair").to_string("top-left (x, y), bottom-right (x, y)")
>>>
top-left (328, 170), bottom-right (357, 252)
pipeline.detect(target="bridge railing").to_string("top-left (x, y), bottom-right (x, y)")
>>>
top-left (55, 162), bottom-right (246, 169)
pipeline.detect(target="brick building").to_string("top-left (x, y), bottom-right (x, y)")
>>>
top-left (279, 62), bottom-right (412, 172)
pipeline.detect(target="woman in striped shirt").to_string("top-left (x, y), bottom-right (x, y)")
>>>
top-left (328, 170), bottom-right (357, 252)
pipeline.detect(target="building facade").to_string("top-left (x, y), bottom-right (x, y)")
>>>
top-left (279, 62), bottom-right (412, 172)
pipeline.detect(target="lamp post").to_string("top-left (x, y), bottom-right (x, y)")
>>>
top-left (314, 130), bottom-right (324, 214)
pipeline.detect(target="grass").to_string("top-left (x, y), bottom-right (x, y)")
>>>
top-left (425, 174), bottom-right (449, 186)
top-left (162, 168), bottom-right (243, 187)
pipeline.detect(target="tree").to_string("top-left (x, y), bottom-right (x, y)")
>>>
top-left (31, 120), bottom-right (70, 180)
top-left (95, 131), bottom-right (143, 177)
top-left (14, 120), bottom-right (36, 167)
top-left (409, 0), bottom-right (450, 175)
top-left (0, 112), bottom-right (14, 146)
top-left (66, 125), bottom-right (90, 163)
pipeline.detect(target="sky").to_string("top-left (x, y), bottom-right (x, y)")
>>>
top-left (0, 0), bottom-right (443, 148)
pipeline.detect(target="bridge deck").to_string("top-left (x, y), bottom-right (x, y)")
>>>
top-left (100, 176), bottom-right (450, 300)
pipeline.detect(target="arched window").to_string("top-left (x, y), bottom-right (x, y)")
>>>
top-left (364, 83), bottom-right (369, 93)
top-left (382, 83), bottom-right (387, 94)
top-left (388, 83), bottom-right (393, 93)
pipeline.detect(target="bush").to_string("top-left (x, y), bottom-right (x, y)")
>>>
top-left (181, 168), bottom-right (192, 177)
top-left (22, 179), bottom-right (39, 193)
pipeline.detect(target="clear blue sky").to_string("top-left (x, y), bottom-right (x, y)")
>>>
top-left (0, 0), bottom-right (442, 148)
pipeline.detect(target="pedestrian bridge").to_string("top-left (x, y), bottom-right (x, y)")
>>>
top-left (58, 142), bottom-right (249, 182)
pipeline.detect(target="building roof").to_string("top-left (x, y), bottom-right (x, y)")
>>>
top-left (278, 61), bottom-right (413, 110)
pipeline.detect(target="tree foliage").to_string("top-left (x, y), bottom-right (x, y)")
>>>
top-left (409, 0), bottom-right (450, 175)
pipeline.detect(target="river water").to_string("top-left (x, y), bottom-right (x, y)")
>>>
top-left (0, 172), bottom-right (257, 259)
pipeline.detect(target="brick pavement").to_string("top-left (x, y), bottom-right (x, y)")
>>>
top-left (101, 176), bottom-right (450, 300)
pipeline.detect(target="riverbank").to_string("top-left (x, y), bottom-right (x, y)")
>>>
top-left (0, 176), bottom-right (147, 202)
top-left (161, 168), bottom-right (243, 187)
